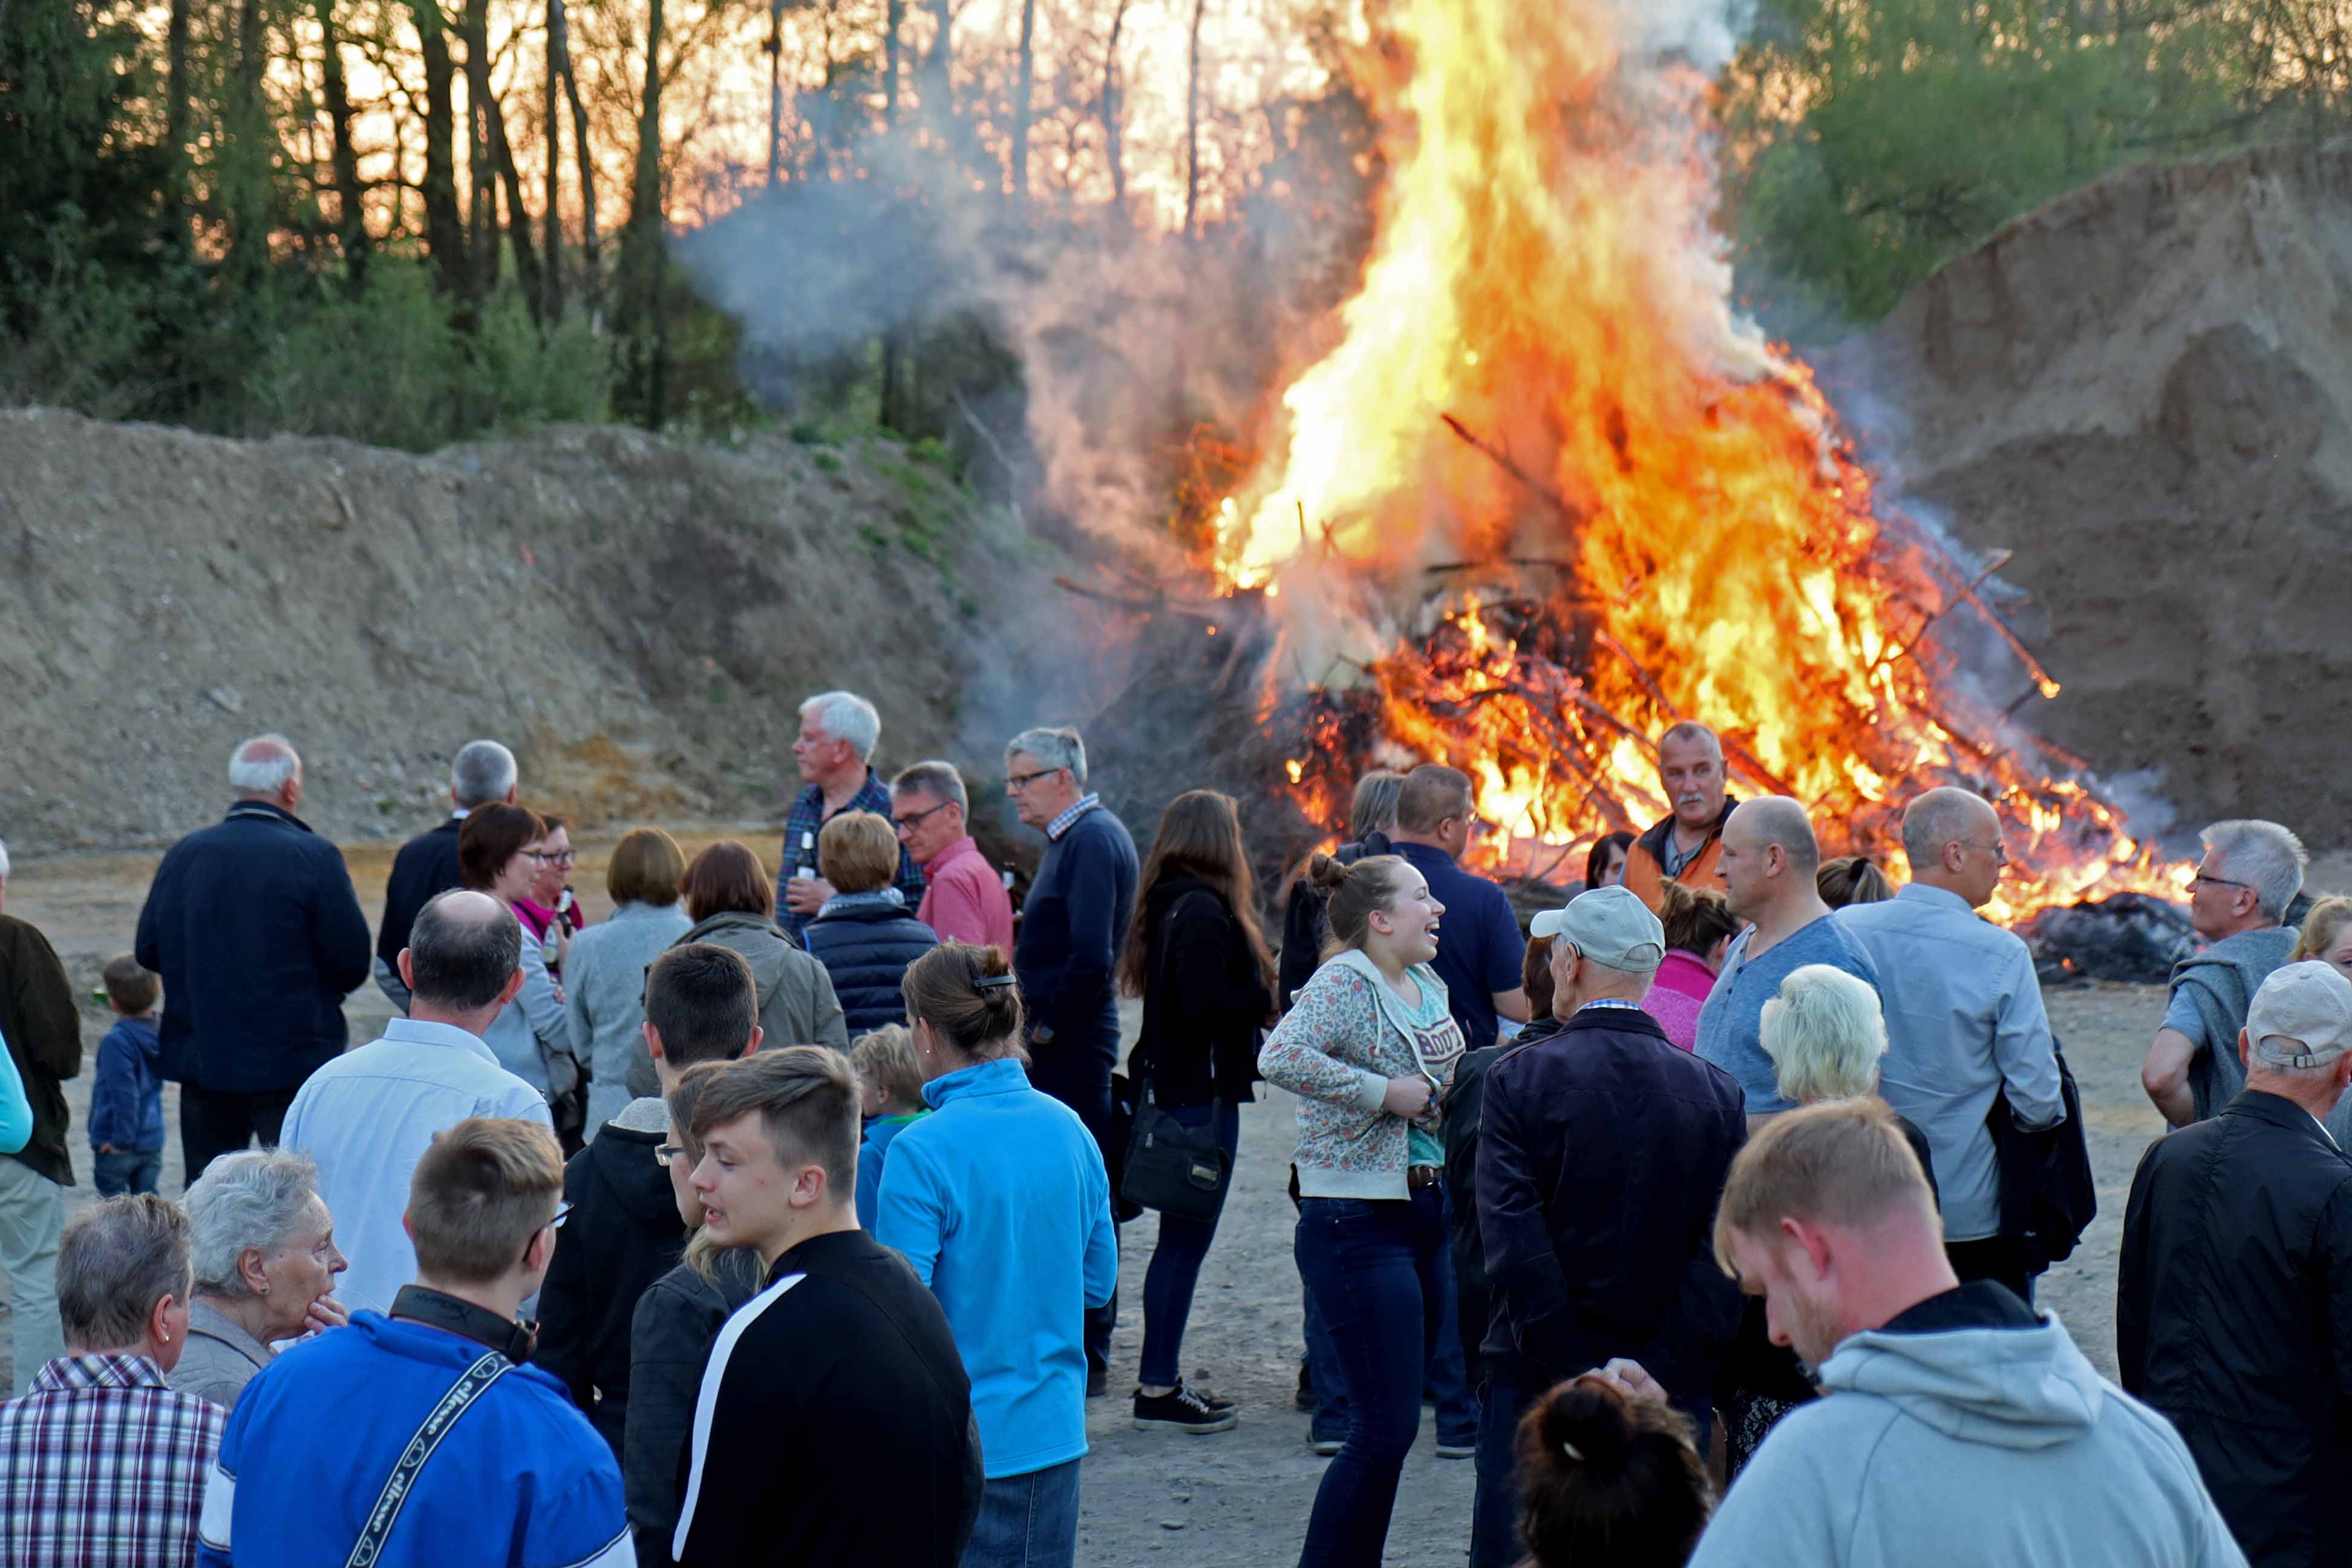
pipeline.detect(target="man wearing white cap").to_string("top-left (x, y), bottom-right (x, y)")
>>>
top-left (1468, 887), bottom-right (1748, 1568)
top-left (2117, 959), bottom-right (2352, 1568)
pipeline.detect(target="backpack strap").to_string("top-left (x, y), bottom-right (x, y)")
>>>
top-left (344, 1351), bottom-right (514, 1568)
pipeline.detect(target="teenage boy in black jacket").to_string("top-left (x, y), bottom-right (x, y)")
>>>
top-left (533, 942), bottom-right (760, 1449)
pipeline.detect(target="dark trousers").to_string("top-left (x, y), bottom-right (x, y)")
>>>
top-left (93, 1149), bottom-right (163, 1197)
top-left (1137, 1102), bottom-right (1240, 1388)
top-left (1028, 1044), bottom-right (1119, 1384)
top-left (1946, 1236), bottom-right (2035, 1305)
top-left (1469, 1353), bottom-right (1713, 1568)
top-left (1293, 1191), bottom-right (1448, 1568)
top-left (179, 1085), bottom-right (296, 1189)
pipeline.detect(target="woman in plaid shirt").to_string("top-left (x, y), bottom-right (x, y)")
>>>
top-left (0, 1194), bottom-right (222, 1567)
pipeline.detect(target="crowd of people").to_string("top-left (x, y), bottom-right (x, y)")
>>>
top-left (0, 694), bottom-right (2346, 1568)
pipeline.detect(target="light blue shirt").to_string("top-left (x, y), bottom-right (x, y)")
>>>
top-left (1696, 913), bottom-right (1882, 1117)
top-left (279, 1018), bottom-right (552, 1316)
top-left (1836, 884), bottom-right (2063, 1242)
top-left (875, 1056), bottom-right (1117, 1479)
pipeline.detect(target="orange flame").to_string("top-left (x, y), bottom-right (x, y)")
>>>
top-left (1212, 0), bottom-right (2179, 921)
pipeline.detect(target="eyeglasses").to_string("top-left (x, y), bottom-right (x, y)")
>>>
top-left (892, 801), bottom-right (953, 836)
top-left (2189, 871), bottom-right (2252, 892)
top-left (548, 851), bottom-right (577, 867)
top-left (653, 1144), bottom-right (685, 1168)
top-left (1005, 768), bottom-right (1060, 793)
top-left (551, 1200), bottom-right (573, 1229)
top-left (1956, 839), bottom-right (2010, 866)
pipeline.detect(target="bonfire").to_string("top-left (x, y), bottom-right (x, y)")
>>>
top-left (1173, 0), bottom-right (2175, 924)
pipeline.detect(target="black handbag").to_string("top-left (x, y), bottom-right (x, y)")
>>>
top-left (1120, 1079), bottom-right (1232, 1224)
top-left (1989, 1038), bottom-right (2098, 1276)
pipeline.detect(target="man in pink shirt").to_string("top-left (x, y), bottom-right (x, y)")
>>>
top-left (890, 762), bottom-right (1016, 951)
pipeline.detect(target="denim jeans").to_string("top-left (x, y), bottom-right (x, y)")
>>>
top-left (93, 1149), bottom-right (163, 1197)
top-left (1137, 1102), bottom-right (1241, 1388)
top-left (1302, 1199), bottom-right (1470, 1446)
top-left (1028, 1049), bottom-right (1119, 1383)
top-left (1304, 1280), bottom-right (1348, 1442)
top-left (1293, 1189), bottom-right (1448, 1568)
top-left (1425, 1187), bottom-right (1477, 1447)
top-left (961, 1458), bottom-right (1082, 1568)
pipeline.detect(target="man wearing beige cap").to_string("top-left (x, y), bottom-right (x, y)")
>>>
top-left (1468, 887), bottom-right (1748, 1568)
top-left (2117, 959), bottom-right (2352, 1568)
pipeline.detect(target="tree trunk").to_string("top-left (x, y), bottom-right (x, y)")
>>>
top-left (543, 0), bottom-right (562, 322)
top-left (1011, 0), bottom-right (1036, 203)
top-left (880, 0), bottom-right (910, 431)
top-left (622, 0), bottom-right (668, 426)
top-left (1100, 0), bottom-right (1129, 207)
top-left (1183, 0), bottom-right (1205, 235)
top-left (546, 0), bottom-right (598, 314)
top-left (765, 0), bottom-right (783, 187)
top-left (414, 2), bottom-right (472, 305)
top-left (166, 0), bottom-right (192, 230)
top-left (926, 0), bottom-right (954, 123)
top-left (483, 83), bottom-right (544, 321)
top-left (227, 0), bottom-right (270, 278)
top-left (460, 0), bottom-right (498, 296)
top-left (316, 0), bottom-right (370, 289)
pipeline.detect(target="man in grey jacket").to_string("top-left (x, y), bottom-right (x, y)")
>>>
top-left (1664, 1099), bottom-right (2244, 1568)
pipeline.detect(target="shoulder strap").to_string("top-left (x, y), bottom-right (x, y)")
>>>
top-left (344, 1351), bottom-right (514, 1568)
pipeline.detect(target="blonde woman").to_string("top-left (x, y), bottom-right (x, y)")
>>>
top-left (2292, 896), bottom-right (2352, 984)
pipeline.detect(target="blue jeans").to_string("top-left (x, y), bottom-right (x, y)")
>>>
top-left (1425, 1187), bottom-right (1477, 1446)
top-left (1138, 1102), bottom-right (1241, 1388)
top-left (961, 1458), bottom-right (1081, 1568)
top-left (1293, 1190), bottom-right (1448, 1568)
top-left (1302, 1198), bottom-right (1471, 1446)
top-left (93, 1149), bottom-right (163, 1197)
top-left (1304, 1280), bottom-right (1348, 1442)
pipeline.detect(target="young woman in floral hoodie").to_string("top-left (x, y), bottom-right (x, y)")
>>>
top-left (1259, 853), bottom-right (1465, 1568)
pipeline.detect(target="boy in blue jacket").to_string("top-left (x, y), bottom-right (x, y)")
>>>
top-left (851, 1025), bottom-right (926, 1229)
top-left (90, 955), bottom-right (165, 1195)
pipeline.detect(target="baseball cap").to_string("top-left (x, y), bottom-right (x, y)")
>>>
top-left (1529, 885), bottom-right (1667, 973)
top-left (2247, 960), bottom-right (2352, 1069)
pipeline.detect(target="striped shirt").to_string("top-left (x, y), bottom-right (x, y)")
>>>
top-left (0, 1353), bottom-right (223, 1568)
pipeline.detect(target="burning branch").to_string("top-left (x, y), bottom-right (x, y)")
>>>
top-left (1439, 414), bottom-right (1586, 527)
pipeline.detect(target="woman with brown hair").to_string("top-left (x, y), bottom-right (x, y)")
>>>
top-left (459, 803), bottom-right (585, 1128)
top-left (1117, 790), bottom-right (1276, 1433)
top-left (672, 840), bottom-right (849, 1054)
top-left (1512, 1374), bottom-right (1713, 1568)
top-left (1648, 881), bottom-right (1741, 1053)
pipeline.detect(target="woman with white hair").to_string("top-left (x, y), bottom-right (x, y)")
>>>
top-left (1714, 965), bottom-right (1938, 1478)
top-left (169, 1149), bottom-right (348, 1409)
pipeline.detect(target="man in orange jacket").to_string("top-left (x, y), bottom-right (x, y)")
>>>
top-left (1622, 722), bottom-right (1737, 914)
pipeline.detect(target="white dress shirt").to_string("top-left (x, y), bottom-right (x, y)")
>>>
top-left (278, 1018), bottom-right (551, 1316)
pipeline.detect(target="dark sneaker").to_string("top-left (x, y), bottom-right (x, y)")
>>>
top-left (1309, 1431), bottom-right (1345, 1456)
top-left (1435, 1439), bottom-right (1476, 1460)
top-left (1133, 1383), bottom-right (1240, 1434)
top-left (1183, 1379), bottom-right (1237, 1414)
top-left (1295, 1364), bottom-right (1315, 1411)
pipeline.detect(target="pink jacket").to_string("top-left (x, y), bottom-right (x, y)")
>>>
top-left (915, 838), bottom-right (1016, 952)
top-left (1645, 949), bottom-right (1717, 1052)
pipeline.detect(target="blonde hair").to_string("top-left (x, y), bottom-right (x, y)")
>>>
top-left (1760, 965), bottom-right (1887, 1105)
top-left (2292, 896), bottom-right (2352, 965)
top-left (667, 1062), bottom-right (737, 1285)
top-left (851, 1025), bottom-right (924, 1109)
top-left (1713, 1099), bottom-right (1933, 1277)
top-left (818, 810), bottom-right (902, 895)
top-left (407, 1119), bottom-right (563, 1285)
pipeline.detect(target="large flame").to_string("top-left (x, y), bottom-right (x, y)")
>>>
top-left (1213, 0), bottom-right (2176, 922)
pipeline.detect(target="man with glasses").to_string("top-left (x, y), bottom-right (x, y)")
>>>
top-left (2142, 818), bottom-right (2311, 1129)
top-left (198, 1116), bottom-right (631, 1568)
top-left (891, 761), bottom-right (1014, 950)
top-left (1004, 724), bottom-right (1137, 1394)
top-left (536, 944), bottom-right (760, 1456)
top-left (1837, 787), bottom-right (2063, 1301)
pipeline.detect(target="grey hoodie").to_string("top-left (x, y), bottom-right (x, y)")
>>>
top-left (1690, 1308), bottom-right (2246, 1568)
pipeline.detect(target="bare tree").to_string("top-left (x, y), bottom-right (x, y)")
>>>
top-left (546, 0), bottom-right (598, 313)
top-left (316, 0), bottom-right (370, 287)
top-left (1099, 0), bottom-right (1130, 207)
top-left (411, 1), bottom-right (472, 306)
top-left (1011, 0), bottom-right (1036, 203)
top-left (1184, 0), bottom-right (1205, 235)
top-left (543, 0), bottom-right (563, 320)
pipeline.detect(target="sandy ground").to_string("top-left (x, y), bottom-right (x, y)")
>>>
top-left (4, 832), bottom-right (2344, 1564)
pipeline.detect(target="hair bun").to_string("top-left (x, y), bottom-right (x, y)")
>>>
top-left (1539, 1380), bottom-right (1634, 1474)
top-left (1308, 852), bottom-right (1353, 890)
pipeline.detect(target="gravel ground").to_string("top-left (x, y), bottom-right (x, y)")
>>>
top-left (4, 836), bottom-right (2342, 1564)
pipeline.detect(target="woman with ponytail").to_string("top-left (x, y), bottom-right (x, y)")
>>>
top-left (874, 943), bottom-right (1117, 1568)
top-left (1514, 1374), bottom-right (1713, 1568)
top-left (1259, 852), bottom-right (1465, 1568)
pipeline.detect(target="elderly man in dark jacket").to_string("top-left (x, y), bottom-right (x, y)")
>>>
top-left (373, 739), bottom-right (517, 1010)
top-left (0, 861), bottom-right (83, 1394)
top-left (136, 734), bottom-right (372, 1183)
top-left (2119, 959), bottom-right (2352, 1568)
top-left (1471, 886), bottom-right (1746, 1568)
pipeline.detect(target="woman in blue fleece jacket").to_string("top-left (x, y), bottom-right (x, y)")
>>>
top-left (875, 942), bottom-right (1117, 1568)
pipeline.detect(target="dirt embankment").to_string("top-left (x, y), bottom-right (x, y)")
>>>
top-left (1823, 142), bottom-right (2352, 847)
top-left (0, 411), bottom-right (1105, 858)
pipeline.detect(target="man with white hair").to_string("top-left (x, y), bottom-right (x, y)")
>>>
top-left (1836, 787), bottom-right (2063, 1301)
top-left (1470, 886), bottom-right (1746, 1568)
top-left (1695, 797), bottom-right (1880, 1129)
top-left (2143, 818), bottom-right (2310, 1128)
top-left (374, 739), bottom-right (519, 1010)
top-left (0, 831), bottom-right (83, 1393)
top-left (135, 734), bottom-right (372, 1183)
top-left (2119, 959), bottom-right (2352, 1567)
top-left (777, 691), bottom-right (924, 941)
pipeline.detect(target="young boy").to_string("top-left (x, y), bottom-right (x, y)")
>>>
top-left (851, 1025), bottom-right (926, 1230)
top-left (90, 954), bottom-right (165, 1195)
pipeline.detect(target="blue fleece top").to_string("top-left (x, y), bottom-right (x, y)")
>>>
top-left (854, 1111), bottom-right (923, 1230)
top-left (874, 1057), bottom-right (1117, 1478)
top-left (89, 1016), bottom-right (165, 1153)
top-left (0, 1025), bottom-right (30, 1157)
top-left (198, 1312), bottom-right (629, 1568)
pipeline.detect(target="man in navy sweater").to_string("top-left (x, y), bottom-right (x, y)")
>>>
top-left (136, 734), bottom-right (371, 1184)
top-left (1005, 724), bottom-right (1136, 1390)
top-left (374, 739), bottom-right (518, 1010)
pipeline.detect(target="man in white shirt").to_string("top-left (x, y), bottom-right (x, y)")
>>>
top-left (280, 889), bottom-right (551, 1315)
top-left (1835, 788), bottom-right (2062, 1300)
